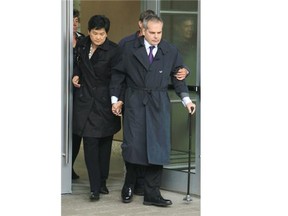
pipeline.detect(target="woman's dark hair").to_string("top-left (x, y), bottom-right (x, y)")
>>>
top-left (88, 15), bottom-right (110, 33)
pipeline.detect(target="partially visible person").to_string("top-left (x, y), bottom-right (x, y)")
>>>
top-left (118, 9), bottom-right (155, 197)
top-left (110, 14), bottom-right (196, 207)
top-left (73, 9), bottom-right (85, 45)
top-left (72, 15), bottom-right (122, 201)
top-left (118, 9), bottom-right (155, 47)
top-left (72, 9), bottom-right (85, 180)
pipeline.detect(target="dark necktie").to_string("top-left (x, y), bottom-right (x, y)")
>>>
top-left (148, 46), bottom-right (155, 64)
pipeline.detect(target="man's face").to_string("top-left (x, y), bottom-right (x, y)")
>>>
top-left (89, 28), bottom-right (107, 46)
top-left (143, 20), bottom-right (163, 46)
top-left (73, 17), bottom-right (79, 33)
top-left (182, 19), bottom-right (193, 39)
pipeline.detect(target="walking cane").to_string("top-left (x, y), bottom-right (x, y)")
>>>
top-left (183, 112), bottom-right (193, 202)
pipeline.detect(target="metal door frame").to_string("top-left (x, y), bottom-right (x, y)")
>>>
top-left (61, 0), bottom-right (73, 194)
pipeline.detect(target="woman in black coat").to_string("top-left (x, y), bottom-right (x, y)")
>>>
top-left (72, 15), bottom-right (122, 201)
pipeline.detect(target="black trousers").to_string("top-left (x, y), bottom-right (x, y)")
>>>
top-left (124, 162), bottom-right (163, 199)
top-left (135, 166), bottom-right (145, 190)
top-left (124, 162), bottom-right (145, 190)
top-left (72, 133), bottom-right (82, 170)
top-left (83, 136), bottom-right (113, 192)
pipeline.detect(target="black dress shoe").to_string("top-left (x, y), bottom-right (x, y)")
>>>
top-left (160, 196), bottom-right (173, 205)
top-left (121, 186), bottom-right (133, 203)
top-left (90, 192), bottom-right (100, 201)
top-left (72, 170), bottom-right (79, 180)
top-left (99, 185), bottom-right (109, 194)
top-left (143, 196), bottom-right (172, 207)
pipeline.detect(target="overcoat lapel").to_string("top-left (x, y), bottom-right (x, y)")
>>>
top-left (132, 37), bottom-right (150, 71)
top-left (78, 38), bottom-right (96, 78)
top-left (133, 48), bottom-right (149, 71)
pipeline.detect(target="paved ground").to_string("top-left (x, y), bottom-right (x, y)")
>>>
top-left (62, 142), bottom-right (200, 216)
top-left (62, 178), bottom-right (200, 216)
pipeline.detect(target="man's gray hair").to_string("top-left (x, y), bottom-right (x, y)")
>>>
top-left (142, 14), bottom-right (163, 30)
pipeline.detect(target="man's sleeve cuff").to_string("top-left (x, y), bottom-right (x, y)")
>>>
top-left (111, 96), bottom-right (118, 104)
top-left (182, 96), bottom-right (192, 107)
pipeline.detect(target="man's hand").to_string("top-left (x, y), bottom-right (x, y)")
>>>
top-left (72, 75), bottom-right (81, 88)
top-left (112, 101), bottom-right (123, 116)
top-left (186, 101), bottom-right (196, 115)
top-left (175, 68), bottom-right (189, 80)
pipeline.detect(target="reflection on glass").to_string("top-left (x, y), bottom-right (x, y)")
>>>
top-left (162, 14), bottom-right (198, 86)
top-left (165, 100), bottom-right (196, 173)
top-left (160, 1), bottom-right (199, 174)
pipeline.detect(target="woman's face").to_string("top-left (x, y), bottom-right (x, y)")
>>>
top-left (89, 28), bottom-right (107, 46)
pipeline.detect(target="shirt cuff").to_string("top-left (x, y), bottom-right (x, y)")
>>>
top-left (182, 96), bottom-right (192, 107)
top-left (111, 96), bottom-right (118, 104)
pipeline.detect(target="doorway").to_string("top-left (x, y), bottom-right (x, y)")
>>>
top-left (62, 0), bottom-right (201, 196)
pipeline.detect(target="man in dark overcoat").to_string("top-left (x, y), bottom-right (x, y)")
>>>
top-left (110, 14), bottom-right (196, 206)
top-left (118, 9), bottom-right (191, 197)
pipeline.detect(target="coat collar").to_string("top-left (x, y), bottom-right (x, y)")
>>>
top-left (97, 38), bottom-right (110, 51)
top-left (79, 36), bottom-right (110, 51)
top-left (132, 36), bottom-right (170, 71)
top-left (133, 36), bottom-right (169, 56)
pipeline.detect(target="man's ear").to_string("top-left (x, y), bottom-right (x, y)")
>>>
top-left (138, 21), bottom-right (142, 29)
